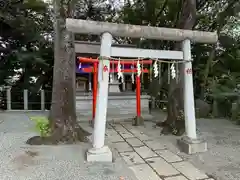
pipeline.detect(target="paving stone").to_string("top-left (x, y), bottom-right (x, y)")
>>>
top-left (126, 138), bottom-right (144, 147)
top-left (112, 142), bottom-right (133, 152)
top-left (146, 157), bottom-right (180, 177)
top-left (164, 176), bottom-right (188, 180)
top-left (106, 129), bottom-right (118, 136)
top-left (120, 151), bottom-right (145, 165)
top-left (106, 134), bottom-right (125, 143)
top-left (113, 124), bottom-right (127, 132)
top-left (155, 150), bottom-right (182, 163)
top-left (121, 131), bottom-right (135, 139)
top-left (129, 164), bottom-right (163, 180)
top-left (134, 146), bottom-right (158, 159)
top-left (126, 128), bottom-right (144, 136)
top-left (144, 140), bottom-right (166, 150)
top-left (135, 133), bottom-right (153, 141)
top-left (172, 161), bottom-right (208, 180)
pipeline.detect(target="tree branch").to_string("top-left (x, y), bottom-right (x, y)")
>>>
top-left (155, 0), bottom-right (168, 25)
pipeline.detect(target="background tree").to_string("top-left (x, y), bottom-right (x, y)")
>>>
top-left (0, 0), bottom-right (54, 110)
top-left (119, 0), bottom-right (240, 133)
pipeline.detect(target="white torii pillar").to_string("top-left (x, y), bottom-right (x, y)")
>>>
top-left (177, 39), bottom-right (207, 154)
top-left (182, 39), bottom-right (197, 139)
top-left (86, 32), bottom-right (113, 162)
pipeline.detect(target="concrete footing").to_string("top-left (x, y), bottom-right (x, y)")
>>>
top-left (86, 146), bottom-right (113, 162)
top-left (132, 116), bottom-right (144, 126)
top-left (177, 136), bottom-right (207, 154)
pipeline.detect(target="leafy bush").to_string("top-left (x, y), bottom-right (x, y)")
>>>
top-left (30, 116), bottom-right (51, 137)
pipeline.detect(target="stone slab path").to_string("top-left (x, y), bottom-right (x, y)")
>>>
top-left (106, 122), bottom-right (215, 180)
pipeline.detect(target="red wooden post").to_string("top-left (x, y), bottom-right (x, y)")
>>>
top-left (92, 62), bottom-right (98, 121)
top-left (136, 75), bottom-right (141, 117)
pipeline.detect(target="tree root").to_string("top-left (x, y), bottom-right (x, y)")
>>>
top-left (26, 125), bottom-right (91, 145)
top-left (156, 120), bottom-right (167, 127)
top-left (156, 119), bottom-right (185, 136)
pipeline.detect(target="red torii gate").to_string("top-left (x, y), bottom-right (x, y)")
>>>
top-left (78, 57), bottom-right (152, 122)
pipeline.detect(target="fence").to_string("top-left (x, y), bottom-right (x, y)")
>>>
top-left (1, 89), bottom-right (151, 112)
top-left (1, 88), bottom-right (167, 119)
top-left (1, 89), bottom-right (52, 111)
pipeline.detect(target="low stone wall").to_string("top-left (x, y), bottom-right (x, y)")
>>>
top-left (76, 93), bottom-right (150, 121)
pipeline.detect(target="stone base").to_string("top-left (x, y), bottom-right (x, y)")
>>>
top-left (86, 146), bottom-right (113, 162)
top-left (132, 116), bottom-right (144, 126)
top-left (177, 136), bottom-right (207, 154)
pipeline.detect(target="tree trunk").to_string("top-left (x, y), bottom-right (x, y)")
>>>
top-left (157, 0), bottom-right (197, 136)
top-left (26, 0), bottom-right (90, 145)
top-left (200, 47), bottom-right (216, 98)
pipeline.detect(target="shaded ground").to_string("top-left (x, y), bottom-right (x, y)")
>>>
top-left (0, 112), bottom-right (137, 180)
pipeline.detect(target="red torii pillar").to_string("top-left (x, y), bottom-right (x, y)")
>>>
top-left (78, 57), bottom-right (152, 124)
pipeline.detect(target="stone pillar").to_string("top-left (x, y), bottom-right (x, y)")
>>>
top-left (24, 89), bottom-right (28, 110)
top-left (41, 90), bottom-right (45, 111)
top-left (89, 73), bottom-right (92, 91)
top-left (6, 88), bottom-right (11, 110)
top-left (231, 102), bottom-right (238, 121)
top-left (177, 39), bottom-right (207, 154)
top-left (87, 32), bottom-right (113, 162)
top-left (122, 75), bottom-right (126, 91)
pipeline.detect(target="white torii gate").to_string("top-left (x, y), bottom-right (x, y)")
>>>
top-left (66, 19), bottom-right (218, 162)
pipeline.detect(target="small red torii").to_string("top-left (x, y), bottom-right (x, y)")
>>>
top-left (78, 57), bottom-right (152, 122)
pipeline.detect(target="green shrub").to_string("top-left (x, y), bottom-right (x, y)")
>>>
top-left (30, 116), bottom-right (51, 137)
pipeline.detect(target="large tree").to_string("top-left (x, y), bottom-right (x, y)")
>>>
top-left (157, 0), bottom-right (197, 135)
top-left (27, 0), bottom-right (91, 145)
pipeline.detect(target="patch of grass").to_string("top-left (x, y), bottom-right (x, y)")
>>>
top-left (30, 116), bottom-right (51, 137)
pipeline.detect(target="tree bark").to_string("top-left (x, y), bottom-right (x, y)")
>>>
top-left (157, 0), bottom-right (197, 136)
top-left (200, 47), bottom-right (216, 98)
top-left (26, 0), bottom-right (90, 145)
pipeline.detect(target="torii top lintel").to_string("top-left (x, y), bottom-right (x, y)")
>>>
top-left (66, 19), bottom-right (218, 44)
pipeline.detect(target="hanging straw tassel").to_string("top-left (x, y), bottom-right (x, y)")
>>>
top-left (170, 63), bottom-right (176, 79)
top-left (158, 61), bottom-right (161, 84)
top-left (153, 60), bottom-right (158, 78)
top-left (131, 60), bottom-right (134, 84)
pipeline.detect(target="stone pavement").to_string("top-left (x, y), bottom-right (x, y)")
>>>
top-left (105, 122), bottom-right (215, 180)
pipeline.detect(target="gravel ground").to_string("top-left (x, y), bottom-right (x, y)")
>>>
top-left (1, 111), bottom-right (240, 180)
top-left (181, 118), bottom-right (240, 180)
top-left (0, 112), bottom-right (137, 180)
